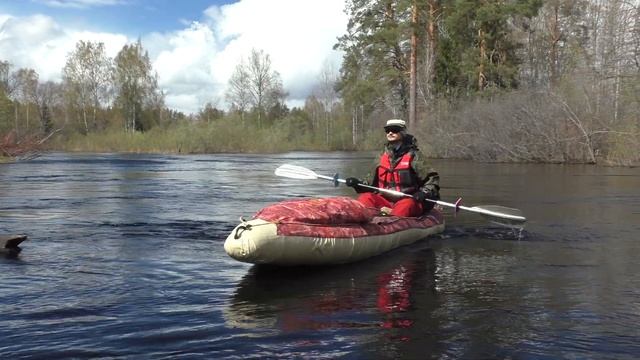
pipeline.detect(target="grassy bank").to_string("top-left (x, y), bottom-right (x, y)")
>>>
top-left (49, 119), bottom-right (375, 154)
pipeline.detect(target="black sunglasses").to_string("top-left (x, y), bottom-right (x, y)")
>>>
top-left (384, 126), bottom-right (403, 133)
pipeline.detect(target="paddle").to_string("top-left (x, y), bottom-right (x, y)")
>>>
top-left (275, 164), bottom-right (527, 223)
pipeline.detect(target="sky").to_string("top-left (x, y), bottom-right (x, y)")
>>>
top-left (0, 0), bottom-right (348, 114)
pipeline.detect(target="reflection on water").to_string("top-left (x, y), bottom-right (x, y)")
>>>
top-left (1, 152), bottom-right (639, 358)
top-left (226, 245), bottom-right (439, 357)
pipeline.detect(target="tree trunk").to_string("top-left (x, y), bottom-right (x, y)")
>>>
top-left (352, 107), bottom-right (357, 146)
top-left (426, 0), bottom-right (439, 95)
top-left (132, 103), bottom-right (136, 132)
top-left (93, 105), bottom-right (97, 131)
top-left (14, 104), bottom-right (19, 137)
top-left (409, 0), bottom-right (418, 128)
top-left (478, 28), bottom-right (486, 91)
top-left (325, 112), bottom-right (330, 146)
top-left (548, 4), bottom-right (561, 87)
top-left (82, 106), bottom-right (88, 134)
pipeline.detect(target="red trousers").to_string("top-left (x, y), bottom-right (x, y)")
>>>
top-left (356, 192), bottom-right (423, 217)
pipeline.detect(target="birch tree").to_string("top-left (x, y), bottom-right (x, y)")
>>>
top-left (313, 61), bottom-right (339, 145)
top-left (247, 49), bottom-right (282, 128)
top-left (63, 40), bottom-right (112, 133)
top-left (3, 67), bottom-right (39, 137)
top-left (227, 49), bottom-right (285, 128)
top-left (0, 61), bottom-right (9, 94)
top-left (225, 59), bottom-right (251, 126)
top-left (14, 68), bottom-right (39, 132)
top-left (0, 61), bottom-right (12, 134)
top-left (113, 40), bottom-right (157, 133)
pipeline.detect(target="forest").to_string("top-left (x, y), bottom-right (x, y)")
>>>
top-left (1, 0), bottom-right (638, 165)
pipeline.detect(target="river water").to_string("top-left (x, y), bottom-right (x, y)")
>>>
top-left (1, 152), bottom-right (639, 359)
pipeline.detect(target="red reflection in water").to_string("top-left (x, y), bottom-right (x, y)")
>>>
top-left (377, 264), bottom-right (415, 334)
top-left (274, 263), bottom-right (417, 340)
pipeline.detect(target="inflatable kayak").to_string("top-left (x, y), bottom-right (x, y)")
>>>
top-left (224, 197), bottom-right (444, 266)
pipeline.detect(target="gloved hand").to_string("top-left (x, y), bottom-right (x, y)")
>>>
top-left (345, 177), bottom-right (361, 188)
top-left (424, 184), bottom-right (440, 200)
top-left (413, 190), bottom-right (427, 203)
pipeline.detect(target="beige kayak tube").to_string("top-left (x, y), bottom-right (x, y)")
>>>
top-left (224, 219), bottom-right (444, 266)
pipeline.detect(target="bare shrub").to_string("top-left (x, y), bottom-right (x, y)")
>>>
top-left (419, 86), bottom-right (639, 165)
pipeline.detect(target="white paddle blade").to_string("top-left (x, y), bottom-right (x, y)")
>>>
top-left (274, 164), bottom-right (319, 180)
top-left (471, 205), bottom-right (526, 223)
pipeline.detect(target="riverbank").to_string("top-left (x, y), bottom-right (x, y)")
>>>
top-left (47, 121), bottom-right (363, 155)
top-left (45, 128), bottom-right (638, 168)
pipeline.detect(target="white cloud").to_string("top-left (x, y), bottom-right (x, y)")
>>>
top-left (0, 0), bottom-right (347, 114)
top-left (145, 22), bottom-right (222, 112)
top-left (206, 0), bottom-right (346, 101)
top-left (0, 14), bottom-right (127, 81)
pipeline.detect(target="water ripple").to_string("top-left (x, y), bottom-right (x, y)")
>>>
top-left (1, 153), bottom-right (639, 359)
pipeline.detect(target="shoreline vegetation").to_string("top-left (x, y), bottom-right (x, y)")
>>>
top-left (51, 91), bottom-right (640, 168)
top-left (2, 86), bottom-right (638, 167)
top-left (2, 1), bottom-right (638, 166)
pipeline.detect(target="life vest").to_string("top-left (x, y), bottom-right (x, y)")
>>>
top-left (376, 151), bottom-right (420, 196)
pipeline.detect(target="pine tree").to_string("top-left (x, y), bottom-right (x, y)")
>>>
top-left (436, 0), bottom-right (543, 95)
top-left (335, 0), bottom-right (414, 120)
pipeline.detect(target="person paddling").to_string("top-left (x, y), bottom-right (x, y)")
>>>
top-left (345, 119), bottom-right (440, 217)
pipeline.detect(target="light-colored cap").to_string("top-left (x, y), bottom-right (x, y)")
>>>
top-left (385, 119), bottom-right (406, 128)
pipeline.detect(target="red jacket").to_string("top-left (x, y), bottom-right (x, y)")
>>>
top-left (376, 151), bottom-right (421, 197)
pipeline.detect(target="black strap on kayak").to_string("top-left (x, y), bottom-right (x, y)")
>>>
top-left (234, 224), bottom-right (252, 239)
top-left (233, 217), bottom-right (276, 239)
top-left (234, 217), bottom-right (252, 239)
